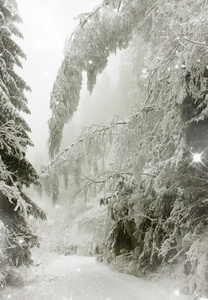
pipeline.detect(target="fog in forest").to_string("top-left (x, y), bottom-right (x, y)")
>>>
top-left (1, 0), bottom-right (207, 299)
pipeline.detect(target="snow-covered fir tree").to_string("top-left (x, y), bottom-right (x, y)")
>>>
top-left (0, 0), bottom-right (46, 279)
top-left (42, 0), bottom-right (208, 297)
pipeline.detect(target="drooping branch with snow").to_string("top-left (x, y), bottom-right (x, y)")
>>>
top-left (45, 0), bottom-right (208, 297)
top-left (48, 0), bottom-right (144, 158)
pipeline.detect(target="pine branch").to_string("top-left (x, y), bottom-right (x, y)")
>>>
top-left (176, 31), bottom-right (208, 48)
top-left (20, 192), bottom-right (47, 221)
top-left (133, 3), bottom-right (157, 32)
top-left (72, 169), bottom-right (134, 198)
top-left (47, 116), bottom-right (127, 169)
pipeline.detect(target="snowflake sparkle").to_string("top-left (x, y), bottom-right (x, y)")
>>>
top-left (192, 153), bottom-right (202, 163)
top-left (188, 147), bottom-right (208, 169)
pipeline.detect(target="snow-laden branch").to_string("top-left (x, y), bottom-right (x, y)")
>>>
top-left (48, 1), bottom-right (141, 158)
top-left (46, 115), bottom-right (127, 170)
top-left (0, 120), bottom-right (30, 158)
top-left (176, 31), bottom-right (208, 48)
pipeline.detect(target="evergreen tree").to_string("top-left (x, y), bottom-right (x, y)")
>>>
top-left (0, 0), bottom-right (46, 271)
top-left (44, 0), bottom-right (208, 297)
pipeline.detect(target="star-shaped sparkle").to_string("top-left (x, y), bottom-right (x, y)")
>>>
top-left (189, 147), bottom-right (208, 169)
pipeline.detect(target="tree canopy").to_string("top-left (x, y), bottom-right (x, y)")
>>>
top-left (42, 0), bottom-right (208, 297)
top-left (48, 0), bottom-right (208, 158)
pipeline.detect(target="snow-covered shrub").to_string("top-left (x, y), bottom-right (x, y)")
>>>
top-left (31, 196), bottom-right (107, 260)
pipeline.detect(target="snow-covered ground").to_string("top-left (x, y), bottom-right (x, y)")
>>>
top-left (1, 255), bottom-right (194, 300)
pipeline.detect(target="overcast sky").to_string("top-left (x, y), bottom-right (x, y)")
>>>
top-left (16, 0), bottom-right (103, 167)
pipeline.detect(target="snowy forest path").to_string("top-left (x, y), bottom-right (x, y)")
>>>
top-left (1, 255), bottom-right (194, 300)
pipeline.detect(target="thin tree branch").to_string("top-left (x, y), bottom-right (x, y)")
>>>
top-left (176, 31), bottom-right (208, 47)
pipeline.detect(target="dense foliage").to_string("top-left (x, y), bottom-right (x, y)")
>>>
top-left (0, 0), bottom-right (46, 286)
top-left (42, 0), bottom-right (208, 297)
